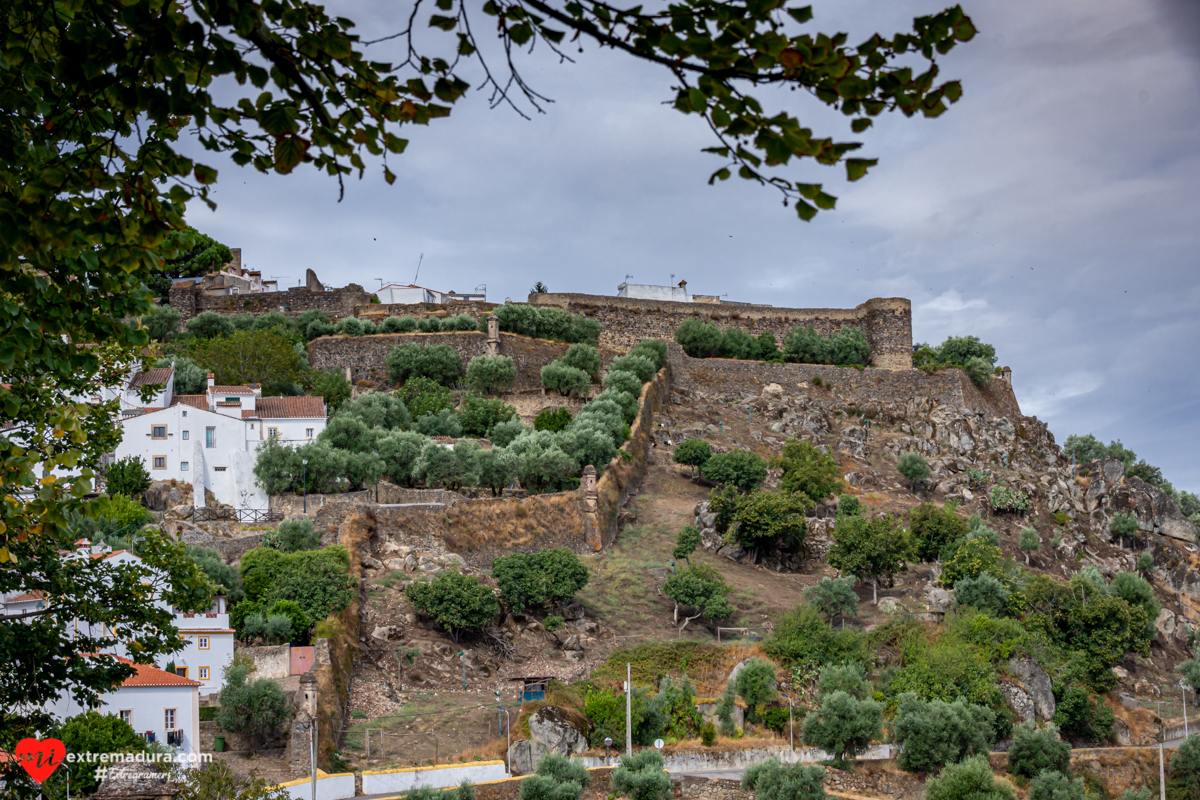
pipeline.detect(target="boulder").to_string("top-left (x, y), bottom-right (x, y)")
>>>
top-left (383, 558), bottom-right (407, 572)
top-left (371, 625), bottom-right (399, 641)
top-left (361, 556), bottom-right (384, 570)
top-left (877, 598), bottom-right (901, 614)
top-left (1007, 657), bottom-right (1056, 722)
top-left (696, 702), bottom-right (744, 731)
top-left (527, 707), bottom-right (589, 756)
top-left (1119, 693), bottom-right (1141, 710)
top-left (923, 585), bottom-right (955, 613)
top-left (1002, 683), bottom-right (1034, 724)
top-left (561, 602), bottom-right (586, 621)
top-left (1157, 608), bottom-right (1177, 642)
top-left (508, 739), bottom-right (551, 776)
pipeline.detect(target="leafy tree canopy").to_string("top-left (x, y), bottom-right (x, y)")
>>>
top-left (405, 571), bottom-right (500, 642)
top-left (776, 439), bottom-right (841, 502)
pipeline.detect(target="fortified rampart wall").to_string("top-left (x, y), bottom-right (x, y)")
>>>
top-left (528, 293), bottom-right (914, 370)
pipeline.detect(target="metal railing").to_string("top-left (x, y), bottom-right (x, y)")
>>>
top-left (194, 507), bottom-right (283, 523)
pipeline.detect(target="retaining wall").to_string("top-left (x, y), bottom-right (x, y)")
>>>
top-left (529, 293), bottom-right (913, 370)
top-left (361, 760), bottom-right (510, 795)
top-left (241, 644), bottom-right (291, 680)
top-left (169, 282), bottom-right (369, 323)
top-left (571, 744), bottom-right (894, 771)
top-left (272, 770), bottom-right (356, 800)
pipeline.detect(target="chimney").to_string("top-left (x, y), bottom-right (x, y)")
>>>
top-left (207, 372), bottom-right (215, 389)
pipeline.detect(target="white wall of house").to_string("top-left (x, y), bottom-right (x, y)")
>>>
top-left (616, 282), bottom-right (690, 302)
top-left (170, 630), bottom-right (235, 698)
top-left (43, 681), bottom-right (200, 759)
top-left (260, 417), bottom-right (324, 446)
top-left (377, 285), bottom-right (436, 304)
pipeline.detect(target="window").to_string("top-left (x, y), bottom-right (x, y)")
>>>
top-left (119, 709), bottom-right (132, 726)
top-left (164, 708), bottom-right (176, 730)
top-left (306, 428), bottom-right (314, 438)
top-left (152, 456), bottom-right (166, 470)
top-left (231, 287), bottom-right (239, 295)
top-left (224, 397), bottom-right (239, 403)
top-left (214, 466), bottom-right (226, 472)
top-left (267, 427), bottom-right (279, 438)
top-left (205, 427), bottom-right (215, 448)
top-left (174, 666), bottom-right (188, 679)
top-left (152, 425), bottom-right (166, 439)
top-left (182, 410), bottom-right (187, 417)
top-left (198, 636), bottom-right (210, 650)
top-left (199, 667), bottom-right (210, 681)
top-left (180, 462), bottom-right (189, 472)
top-left (182, 430), bottom-right (189, 440)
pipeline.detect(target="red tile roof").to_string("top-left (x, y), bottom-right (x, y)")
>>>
top-left (7, 591), bottom-right (47, 603)
top-left (128, 368), bottom-right (173, 389)
top-left (108, 655), bottom-right (201, 688)
top-left (178, 628), bottom-right (235, 634)
top-left (208, 385), bottom-right (255, 395)
top-left (256, 396), bottom-right (327, 419)
top-left (171, 395), bottom-right (209, 410)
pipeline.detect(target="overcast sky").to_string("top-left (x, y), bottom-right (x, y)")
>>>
top-left (185, 0), bottom-right (1200, 491)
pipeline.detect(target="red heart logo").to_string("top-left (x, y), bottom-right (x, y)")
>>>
top-left (15, 738), bottom-right (66, 784)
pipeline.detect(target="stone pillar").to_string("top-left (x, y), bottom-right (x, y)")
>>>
top-left (486, 313), bottom-right (500, 356)
top-left (1002, 366), bottom-right (1012, 385)
top-left (287, 671), bottom-right (319, 773)
top-left (582, 465), bottom-right (603, 551)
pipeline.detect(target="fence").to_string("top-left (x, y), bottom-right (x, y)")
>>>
top-left (194, 507), bottom-right (283, 523)
top-left (341, 728), bottom-right (440, 765)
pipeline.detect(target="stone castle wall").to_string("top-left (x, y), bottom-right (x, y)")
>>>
top-left (529, 293), bottom-right (913, 370)
top-left (169, 281), bottom-right (370, 323)
top-left (355, 300), bottom-right (497, 319)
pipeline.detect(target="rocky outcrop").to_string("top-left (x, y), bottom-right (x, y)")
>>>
top-left (1006, 657), bottom-right (1055, 722)
top-left (508, 738), bottom-right (551, 775)
top-left (527, 706), bottom-right (589, 756)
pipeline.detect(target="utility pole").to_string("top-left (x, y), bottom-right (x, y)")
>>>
top-left (1160, 701), bottom-right (1167, 800)
top-left (625, 663), bottom-right (633, 757)
top-left (311, 716), bottom-right (318, 800)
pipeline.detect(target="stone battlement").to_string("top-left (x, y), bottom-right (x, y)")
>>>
top-left (528, 293), bottom-right (913, 370)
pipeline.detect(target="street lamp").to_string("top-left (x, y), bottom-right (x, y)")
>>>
top-left (604, 737), bottom-right (613, 764)
top-left (302, 457), bottom-right (309, 513)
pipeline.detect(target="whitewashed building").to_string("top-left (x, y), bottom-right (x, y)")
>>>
top-left (376, 283), bottom-right (486, 304)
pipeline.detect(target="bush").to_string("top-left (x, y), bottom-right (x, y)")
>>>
top-left (897, 452), bottom-right (930, 489)
top-left (1007, 722), bottom-right (1072, 779)
top-left (735, 658), bottom-right (779, 710)
top-left (105, 455), bottom-right (151, 497)
top-left (909, 501), bottom-right (970, 562)
top-left (541, 361), bottom-right (591, 397)
top-left (674, 438), bottom-right (713, 477)
top-left (405, 571), bottom-right (500, 642)
top-left (491, 548), bottom-right (589, 612)
top-left (217, 665), bottom-right (292, 751)
top-left (103, 492), bottom-right (153, 528)
top-left (399, 376), bottom-right (454, 418)
top-left (321, 414), bottom-right (380, 453)
top-left (891, 692), bottom-right (995, 774)
top-left (445, 314), bottom-right (479, 331)
top-left (1053, 685), bottom-right (1115, 744)
top-left (777, 439), bottom-right (842, 502)
top-left (1170, 735), bottom-right (1200, 800)
top-left (675, 318), bottom-right (724, 358)
top-left (700, 722), bottom-right (717, 746)
top-left (535, 407), bottom-right (573, 433)
top-left (417, 316), bottom-right (442, 332)
top-left (838, 495), bottom-right (861, 517)
top-left (784, 325), bottom-right (827, 364)
top-left (489, 417), bottom-right (526, 447)
top-left (412, 439), bottom-right (478, 489)
top-left (188, 545), bottom-right (244, 604)
top-left (938, 536), bottom-right (1003, 588)
top-left (608, 353), bottom-right (657, 384)
top-left (296, 309), bottom-right (336, 341)
top-left (336, 317), bottom-right (365, 336)
top-left (703, 449), bottom-right (768, 493)
top-left (266, 599), bottom-right (311, 642)
top-left (143, 303), bottom-right (182, 341)
top-left (1030, 771), bottom-right (1087, 800)
top-left (954, 574), bottom-right (1010, 616)
top-left (1110, 511), bottom-right (1141, 542)
top-left (989, 485), bottom-right (1031, 513)
top-left (559, 344), bottom-right (602, 379)
top-left (720, 327), bottom-right (757, 360)
top-left (629, 339), bottom-right (668, 370)
top-left (741, 758), bottom-right (826, 800)
top-left (731, 491), bottom-right (809, 550)
top-left (964, 357), bottom-right (993, 388)
top-left (764, 603), bottom-right (867, 670)
top-left (386, 342), bottom-right (463, 386)
top-left (828, 512), bottom-right (913, 604)
top-left (155, 355), bottom-right (207, 394)
top-left (263, 613), bottom-right (294, 643)
top-left (663, 564), bottom-right (733, 629)
top-left (378, 315), bottom-right (409, 333)
top-left (925, 756), bottom-right (1015, 800)
top-left (260, 547), bottom-right (357, 625)
top-left (804, 577), bottom-right (859, 621)
top-left (603, 368), bottom-right (644, 399)
top-left (377, 430), bottom-right (430, 486)
top-left (888, 639), bottom-right (1003, 712)
top-left (612, 750), bottom-right (672, 800)
top-left (57, 710), bottom-right (148, 796)
top-left (673, 525), bottom-right (701, 564)
top-left (801, 690), bottom-right (883, 762)
top-left (264, 518), bottom-right (320, 552)
top-left (596, 386), bottom-right (639, 423)
top-left (826, 327), bottom-right (870, 366)
top-left (187, 310), bottom-right (234, 339)
top-left (465, 355), bottom-right (517, 395)
top-left (336, 391), bottom-right (412, 431)
top-left (459, 393), bottom-right (516, 437)
top-left (1107, 571), bottom-right (1161, 640)
top-left (816, 662), bottom-right (870, 700)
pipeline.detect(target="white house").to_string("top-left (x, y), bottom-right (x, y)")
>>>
top-left (617, 280), bottom-right (691, 302)
top-left (42, 655), bottom-right (201, 758)
top-left (376, 283), bottom-right (485, 304)
top-left (111, 373), bottom-right (327, 509)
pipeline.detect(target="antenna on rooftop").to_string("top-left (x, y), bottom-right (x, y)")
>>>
top-left (475, 284), bottom-right (487, 300)
top-left (376, 278), bottom-right (384, 290)
top-left (625, 274), bottom-right (634, 282)
top-left (413, 253), bottom-right (424, 285)
top-left (670, 273), bottom-right (675, 284)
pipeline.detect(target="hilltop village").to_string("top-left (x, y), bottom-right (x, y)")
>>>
top-left (11, 255), bottom-right (1200, 800)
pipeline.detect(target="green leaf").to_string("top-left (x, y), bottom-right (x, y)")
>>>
top-left (193, 164), bottom-right (218, 184)
top-left (274, 136), bottom-right (309, 174)
top-left (708, 167), bottom-right (732, 184)
top-left (851, 118), bottom-right (872, 133)
top-left (429, 15), bottom-right (458, 31)
top-left (845, 158), bottom-right (877, 181)
top-left (787, 6), bottom-right (814, 24)
top-left (794, 199), bottom-right (817, 220)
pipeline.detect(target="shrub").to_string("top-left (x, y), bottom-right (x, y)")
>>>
top-left (838, 495), bottom-right (861, 517)
top-left (535, 407), bottom-right (573, 433)
top-left (405, 571), bottom-right (500, 642)
top-left (741, 758), bottom-right (826, 800)
top-left (413, 439), bottom-right (478, 489)
top-left (1053, 685), bottom-right (1115, 744)
top-left (801, 690), bottom-right (882, 762)
top-left (597, 386), bottom-right (639, 423)
top-left (731, 491), bottom-right (809, 550)
top-left (828, 512), bottom-right (913, 604)
top-left (143, 303), bottom-right (182, 341)
top-left (888, 639), bottom-right (1003, 712)
top-left (566, 315), bottom-right (603, 346)
top-left (764, 603), bottom-right (867, 670)
top-left (377, 430), bottom-right (430, 486)
top-left (826, 327), bottom-right (870, 366)
top-left (909, 501), bottom-right (970, 562)
top-left (417, 316), bottom-right (442, 332)
top-left (57, 710), bottom-right (148, 795)
top-left (673, 439), bottom-right (712, 477)
top-left (296, 309), bottom-right (336, 341)
top-left (1007, 722), bottom-right (1072, 779)
top-left (891, 692), bottom-right (995, 774)
top-left (103, 493), bottom-right (153, 528)
top-left (925, 756), bottom-right (1015, 800)
top-left (938, 536), bottom-right (1004, 588)
top-left (938, 336), bottom-right (998, 366)
top-left (964, 357), bottom-right (993, 388)
top-left (989, 485), bottom-right (1030, 513)
top-left (716, 682), bottom-right (738, 736)
top-left (629, 339), bottom-right (668, 370)
top-left (663, 564), bottom-right (733, 630)
top-left (459, 393), bottom-right (516, 437)
top-left (1137, 551), bottom-right (1153, 572)
top-left (1170, 735), bottom-right (1200, 800)
top-left (259, 547), bottom-right (357, 624)
top-left (721, 327), bottom-right (757, 360)
top-left (1030, 771), bottom-right (1087, 800)
top-left (336, 391), bottom-right (412, 430)
top-left (378, 316), bottom-right (407, 333)
top-left (489, 417), bottom-right (526, 447)
top-left (321, 414), bottom-right (380, 453)
top-left (804, 577), bottom-right (859, 621)
top-left (263, 613), bottom-right (294, 643)
top-left (1107, 571), bottom-right (1161, 640)
top-left (520, 753), bottom-right (591, 800)
top-left (187, 310), bottom-right (234, 339)
top-left (702, 449), bottom-right (768, 493)
top-left (777, 439), bottom-right (841, 502)
top-left (559, 344), bottom-right (602, 379)
top-left (700, 722), bottom-right (717, 746)
top-left (954, 574), bottom-right (1010, 616)
top-left (335, 317), bottom-right (365, 336)
top-left (675, 318), bottom-right (724, 358)
top-left (541, 361), bottom-right (590, 397)
top-left (464, 355), bottom-right (517, 395)
top-left (897, 452), bottom-right (930, 490)
top-left (399, 376), bottom-right (454, 418)
top-left (783, 325), bottom-right (828, 364)
top-left (1110, 511), bottom-right (1141, 543)
top-left (266, 599), bottom-right (311, 642)
top-left (816, 662), bottom-right (870, 700)
top-left (155, 355), bottom-right (207, 394)
top-left (602, 368), bottom-right (643, 399)
top-left (386, 342), bottom-right (463, 386)
top-left (673, 525), bottom-right (702, 564)
top-left (444, 314), bottom-right (479, 331)
top-left (1019, 527), bottom-right (1041, 562)
top-left (217, 665), bottom-right (292, 751)
top-left (608, 353), bottom-right (657, 384)
top-left (735, 658), bottom-right (779, 711)
top-left (264, 518), bottom-right (320, 552)
top-left (105, 455), bottom-right (151, 497)
top-left (612, 750), bottom-right (672, 800)
top-left (188, 545), bottom-right (244, 604)
top-left (491, 548), bottom-right (589, 612)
